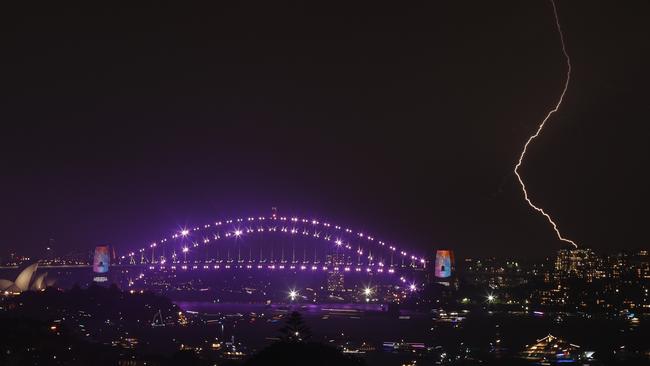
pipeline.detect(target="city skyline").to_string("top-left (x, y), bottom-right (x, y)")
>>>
top-left (2, 240), bottom-right (649, 365)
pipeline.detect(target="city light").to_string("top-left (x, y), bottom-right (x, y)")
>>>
top-left (288, 289), bottom-right (298, 301)
top-left (363, 287), bottom-right (373, 297)
top-left (181, 229), bottom-right (189, 237)
top-left (409, 283), bottom-right (417, 292)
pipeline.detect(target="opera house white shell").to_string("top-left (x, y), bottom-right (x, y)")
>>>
top-left (0, 263), bottom-right (49, 294)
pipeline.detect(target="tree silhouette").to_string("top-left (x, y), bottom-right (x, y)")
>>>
top-left (279, 311), bottom-right (311, 342)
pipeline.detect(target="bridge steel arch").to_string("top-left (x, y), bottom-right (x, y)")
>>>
top-left (123, 214), bottom-right (428, 281)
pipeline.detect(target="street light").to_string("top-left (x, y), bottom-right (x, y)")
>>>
top-left (363, 287), bottom-right (373, 302)
top-left (289, 289), bottom-right (298, 301)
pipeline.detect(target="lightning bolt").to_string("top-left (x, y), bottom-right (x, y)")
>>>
top-left (514, 0), bottom-right (578, 248)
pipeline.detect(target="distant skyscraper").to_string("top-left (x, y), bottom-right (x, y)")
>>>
top-left (327, 271), bottom-right (345, 293)
top-left (634, 250), bottom-right (650, 280)
top-left (45, 238), bottom-right (56, 260)
top-left (434, 250), bottom-right (454, 278)
top-left (555, 248), bottom-right (599, 281)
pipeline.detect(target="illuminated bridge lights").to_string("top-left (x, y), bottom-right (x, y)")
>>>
top-left (129, 214), bottom-right (426, 280)
top-left (141, 264), bottom-right (401, 275)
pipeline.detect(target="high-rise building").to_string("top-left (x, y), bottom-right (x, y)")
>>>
top-left (634, 250), bottom-right (650, 280)
top-left (326, 253), bottom-right (345, 266)
top-left (326, 271), bottom-right (345, 293)
top-left (554, 248), bottom-right (600, 282)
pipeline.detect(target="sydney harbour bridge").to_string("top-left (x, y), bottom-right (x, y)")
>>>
top-left (116, 210), bottom-right (433, 291)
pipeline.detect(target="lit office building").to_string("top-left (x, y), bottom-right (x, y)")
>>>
top-left (554, 249), bottom-right (600, 282)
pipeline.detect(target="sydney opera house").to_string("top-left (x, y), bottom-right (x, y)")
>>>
top-left (0, 263), bottom-right (50, 294)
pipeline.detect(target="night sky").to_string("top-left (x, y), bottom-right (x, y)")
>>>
top-left (1, 0), bottom-right (648, 260)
